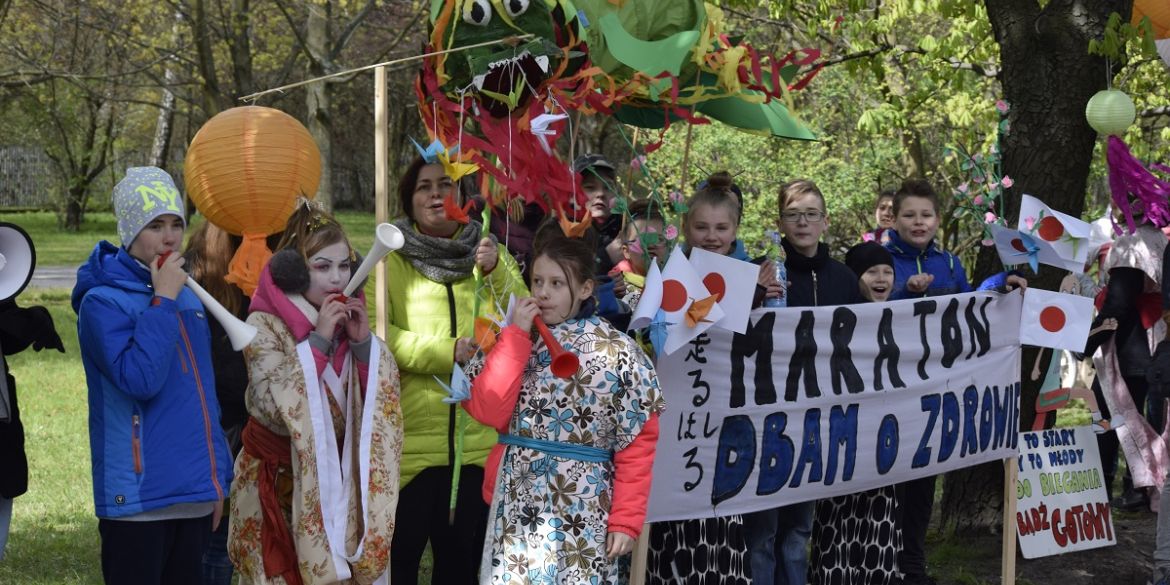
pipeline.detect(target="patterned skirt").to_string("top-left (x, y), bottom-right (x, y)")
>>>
top-left (808, 487), bottom-right (901, 585)
top-left (645, 516), bottom-right (751, 584)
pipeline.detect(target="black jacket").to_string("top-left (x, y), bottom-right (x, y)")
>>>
top-left (0, 300), bottom-right (64, 498)
top-left (781, 238), bottom-right (865, 308)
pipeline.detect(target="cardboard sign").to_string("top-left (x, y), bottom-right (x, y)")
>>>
top-left (1015, 426), bottom-right (1115, 558)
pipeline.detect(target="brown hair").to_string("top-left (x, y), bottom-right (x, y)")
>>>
top-left (397, 156), bottom-right (462, 221)
top-left (686, 172), bottom-right (742, 227)
top-left (893, 179), bottom-right (940, 215)
top-left (623, 198), bottom-right (666, 241)
top-left (275, 200), bottom-right (353, 261)
top-left (531, 217), bottom-right (597, 309)
top-left (778, 179), bottom-right (827, 212)
top-left (184, 222), bottom-right (245, 315)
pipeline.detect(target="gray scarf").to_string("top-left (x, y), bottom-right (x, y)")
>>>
top-left (393, 218), bottom-right (495, 283)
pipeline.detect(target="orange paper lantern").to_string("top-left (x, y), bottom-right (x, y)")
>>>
top-left (184, 106), bottom-right (321, 295)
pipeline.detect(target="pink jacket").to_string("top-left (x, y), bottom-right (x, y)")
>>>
top-left (464, 324), bottom-right (660, 539)
top-left (249, 266), bottom-right (369, 386)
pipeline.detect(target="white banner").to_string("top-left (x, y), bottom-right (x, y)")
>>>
top-left (647, 290), bottom-right (1025, 522)
top-left (1015, 426), bottom-right (1114, 558)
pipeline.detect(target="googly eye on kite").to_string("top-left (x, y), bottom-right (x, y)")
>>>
top-left (504, 0), bottom-right (530, 18)
top-left (463, 0), bottom-right (493, 26)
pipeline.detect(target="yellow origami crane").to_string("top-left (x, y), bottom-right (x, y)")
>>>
top-left (685, 295), bottom-right (718, 328)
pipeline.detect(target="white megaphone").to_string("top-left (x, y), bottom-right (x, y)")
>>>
top-left (342, 223), bottom-right (405, 297)
top-left (157, 252), bottom-right (257, 351)
top-left (0, 222), bottom-right (35, 303)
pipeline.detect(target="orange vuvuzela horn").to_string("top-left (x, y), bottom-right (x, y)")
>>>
top-left (533, 316), bottom-right (579, 379)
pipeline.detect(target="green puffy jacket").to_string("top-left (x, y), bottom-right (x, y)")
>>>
top-left (384, 235), bottom-right (527, 488)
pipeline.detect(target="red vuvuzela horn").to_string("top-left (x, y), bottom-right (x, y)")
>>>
top-left (533, 316), bottom-right (579, 379)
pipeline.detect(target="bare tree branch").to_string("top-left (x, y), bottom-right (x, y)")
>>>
top-left (331, 0), bottom-right (377, 60)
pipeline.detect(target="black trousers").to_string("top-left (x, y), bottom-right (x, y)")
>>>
top-left (98, 514), bottom-right (211, 585)
top-left (390, 465), bottom-right (489, 585)
top-left (895, 474), bottom-right (935, 576)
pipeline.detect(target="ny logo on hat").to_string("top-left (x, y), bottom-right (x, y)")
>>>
top-left (135, 181), bottom-right (182, 214)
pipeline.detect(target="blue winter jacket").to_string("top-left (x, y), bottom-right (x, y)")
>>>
top-left (72, 242), bottom-right (232, 519)
top-left (885, 230), bottom-right (1008, 300)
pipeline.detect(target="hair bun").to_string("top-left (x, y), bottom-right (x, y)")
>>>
top-left (706, 171), bottom-right (734, 192)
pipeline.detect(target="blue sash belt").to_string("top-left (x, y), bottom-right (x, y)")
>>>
top-left (498, 434), bottom-right (613, 463)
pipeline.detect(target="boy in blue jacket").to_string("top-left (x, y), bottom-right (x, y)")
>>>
top-left (73, 167), bottom-right (232, 585)
top-left (882, 178), bottom-right (1024, 584)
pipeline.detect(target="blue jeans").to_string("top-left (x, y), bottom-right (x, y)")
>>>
top-left (743, 501), bottom-right (815, 585)
top-left (202, 506), bottom-right (233, 585)
top-left (0, 497), bottom-right (12, 561)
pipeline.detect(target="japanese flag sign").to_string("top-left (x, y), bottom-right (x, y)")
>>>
top-left (1019, 195), bottom-right (1092, 272)
top-left (688, 247), bottom-right (761, 334)
top-left (1020, 288), bottom-right (1094, 351)
top-left (660, 246), bottom-right (725, 355)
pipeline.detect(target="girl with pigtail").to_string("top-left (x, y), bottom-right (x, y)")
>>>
top-left (228, 200), bottom-right (403, 585)
top-left (462, 218), bottom-right (665, 584)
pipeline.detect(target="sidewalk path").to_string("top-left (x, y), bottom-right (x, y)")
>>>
top-left (29, 265), bottom-right (77, 289)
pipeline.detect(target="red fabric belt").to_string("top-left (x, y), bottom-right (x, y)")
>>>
top-left (242, 418), bottom-right (303, 585)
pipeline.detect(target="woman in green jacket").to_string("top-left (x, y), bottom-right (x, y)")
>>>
top-left (387, 156), bottom-right (527, 584)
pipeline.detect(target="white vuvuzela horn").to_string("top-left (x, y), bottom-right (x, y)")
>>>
top-left (185, 277), bottom-right (258, 351)
top-left (343, 223), bottom-right (405, 297)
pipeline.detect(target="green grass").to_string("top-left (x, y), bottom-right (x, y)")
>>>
top-left (0, 289), bottom-right (100, 584)
top-left (0, 210), bottom-right (380, 268)
top-left (0, 287), bottom-right (430, 584)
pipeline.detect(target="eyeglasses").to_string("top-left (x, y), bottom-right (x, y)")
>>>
top-left (780, 210), bottom-right (825, 223)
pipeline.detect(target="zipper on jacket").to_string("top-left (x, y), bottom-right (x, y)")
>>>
top-left (176, 346), bottom-right (189, 374)
top-left (131, 414), bottom-right (143, 474)
top-left (177, 317), bottom-right (224, 500)
top-left (812, 270), bottom-right (819, 306)
top-left (445, 282), bottom-right (458, 471)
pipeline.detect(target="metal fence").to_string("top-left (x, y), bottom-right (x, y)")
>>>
top-left (0, 146), bottom-right (56, 208)
top-left (0, 145), bottom-right (377, 211)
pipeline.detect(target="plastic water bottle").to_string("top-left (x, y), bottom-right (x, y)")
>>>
top-left (763, 232), bottom-right (787, 308)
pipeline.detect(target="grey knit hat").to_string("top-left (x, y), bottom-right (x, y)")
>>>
top-left (112, 167), bottom-right (186, 247)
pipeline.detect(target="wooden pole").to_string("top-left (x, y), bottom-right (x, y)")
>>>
top-left (680, 122), bottom-right (695, 189)
top-left (374, 65), bottom-right (388, 339)
top-left (1002, 458), bottom-right (1018, 585)
top-left (629, 523), bottom-right (650, 585)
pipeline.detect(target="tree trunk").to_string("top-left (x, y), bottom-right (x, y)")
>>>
top-left (229, 0), bottom-right (255, 97)
top-left (149, 67), bottom-right (177, 169)
top-left (939, 0), bottom-right (1132, 534)
top-left (191, 0), bottom-right (225, 116)
top-left (64, 185), bottom-right (85, 231)
top-left (307, 1), bottom-right (333, 209)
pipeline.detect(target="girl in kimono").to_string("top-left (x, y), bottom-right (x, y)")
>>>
top-left (464, 221), bottom-right (665, 584)
top-left (228, 202), bottom-right (404, 585)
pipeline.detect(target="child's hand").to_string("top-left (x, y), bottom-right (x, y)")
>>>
top-left (316, 294), bottom-right (348, 339)
top-left (906, 273), bottom-right (934, 293)
top-left (454, 337), bottom-right (478, 363)
top-left (606, 532), bottom-right (635, 558)
top-left (475, 237), bottom-right (499, 274)
top-left (512, 298), bottom-right (541, 333)
top-left (150, 252), bottom-right (187, 300)
top-left (757, 260), bottom-right (777, 287)
top-left (344, 296), bottom-right (370, 343)
top-left (612, 274), bottom-right (628, 298)
top-left (1004, 274), bottom-right (1028, 292)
